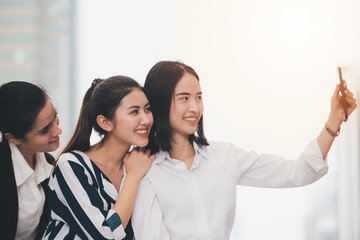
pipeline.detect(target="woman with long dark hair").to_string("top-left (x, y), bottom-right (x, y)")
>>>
top-left (131, 61), bottom-right (357, 240)
top-left (0, 81), bottom-right (62, 240)
top-left (43, 76), bottom-right (155, 240)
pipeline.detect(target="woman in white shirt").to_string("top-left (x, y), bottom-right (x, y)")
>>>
top-left (43, 76), bottom-right (155, 240)
top-left (131, 61), bottom-right (357, 240)
top-left (0, 81), bottom-right (62, 240)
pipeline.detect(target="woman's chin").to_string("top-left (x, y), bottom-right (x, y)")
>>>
top-left (134, 140), bottom-right (149, 148)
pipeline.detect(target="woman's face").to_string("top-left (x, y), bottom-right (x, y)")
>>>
top-left (111, 89), bottom-right (153, 147)
top-left (169, 72), bottom-right (203, 140)
top-left (17, 98), bottom-right (62, 155)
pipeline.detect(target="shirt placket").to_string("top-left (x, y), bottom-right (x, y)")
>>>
top-left (184, 162), bottom-right (211, 239)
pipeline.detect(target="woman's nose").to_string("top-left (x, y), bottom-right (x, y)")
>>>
top-left (140, 112), bottom-right (151, 125)
top-left (188, 99), bottom-right (199, 112)
top-left (53, 118), bottom-right (62, 136)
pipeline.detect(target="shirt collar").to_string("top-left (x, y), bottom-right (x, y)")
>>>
top-left (35, 152), bottom-right (53, 184)
top-left (193, 141), bottom-right (208, 159)
top-left (153, 141), bottom-right (208, 165)
top-left (9, 142), bottom-right (53, 186)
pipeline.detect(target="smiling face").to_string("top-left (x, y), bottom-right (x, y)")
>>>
top-left (15, 98), bottom-right (62, 155)
top-left (110, 88), bottom-right (153, 148)
top-left (169, 72), bottom-right (203, 142)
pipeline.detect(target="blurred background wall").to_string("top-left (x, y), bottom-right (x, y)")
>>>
top-left (0, 0), bottom-right (77, 145)
top-left (1, 0), bottom-right (359, 239)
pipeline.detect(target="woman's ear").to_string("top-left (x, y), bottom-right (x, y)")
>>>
top-left (96, 115), bottom-right (113, 132)
top-left (4, 133), bottom-right (22, 145)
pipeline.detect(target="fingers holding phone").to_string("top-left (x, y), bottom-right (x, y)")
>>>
top-left (336, 67), bottom-right (357, 122)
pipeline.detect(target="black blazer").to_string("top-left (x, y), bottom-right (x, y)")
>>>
top-left (0, 141), bottom-right (55, 240)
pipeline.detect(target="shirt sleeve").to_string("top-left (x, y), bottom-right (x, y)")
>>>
top-left (48, 153), bottom-right (126, 240)
top-left (131, 176), bottom-right (170, 240)
top-left (233, 138), bottom-right (329, 187)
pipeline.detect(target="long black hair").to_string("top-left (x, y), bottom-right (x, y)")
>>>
top-left (144, 61), bottom-right (209, 154)
top-left (61, 75), bottom-right (142, 154)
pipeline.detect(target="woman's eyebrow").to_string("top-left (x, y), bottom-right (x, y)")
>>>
top-left (175, 91), bottom-right (202, 96)
top-left (127, 105), bottom-right (140, 109)
top-left (175, 92), bottom-right (190, 96)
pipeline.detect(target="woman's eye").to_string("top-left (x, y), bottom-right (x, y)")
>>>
top-left (40, 127), bottom-right (50, 135)
top-left (145, 107), bottom-right (151, 113)
top-left (180, 97), bottom-right (188, 100)
top-left (130, 110), bottom-right (139, 114)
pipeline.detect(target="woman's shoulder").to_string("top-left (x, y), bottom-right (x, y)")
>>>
top-left (59, 150), bottom-right (87, 159)
top-left (54, 151), bottom-right (97, 180)
top-left (200, 141), bottom-right (239, 150)
top-left (198, 141), bottom-right (248, 158)
top-left (57, 150), bottom-right (90, 167)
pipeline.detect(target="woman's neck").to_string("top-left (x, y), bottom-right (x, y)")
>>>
top-left (169, 135), bottom-right (195, 170)
top-left (86, 138), bottom-right (130, 192)
top-left (17, 146), bottom-right (36, 170)
top-left (86, 138), bottom-right (129, 168)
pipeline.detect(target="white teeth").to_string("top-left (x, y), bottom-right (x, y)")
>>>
top-left (184, 117), bottom-right (196, 121)
top-left (136, 130), bottom-right (147, 134)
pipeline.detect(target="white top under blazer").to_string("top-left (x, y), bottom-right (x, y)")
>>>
top-left (10, 142), bottom-right (53, 240)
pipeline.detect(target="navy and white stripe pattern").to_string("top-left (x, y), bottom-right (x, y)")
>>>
top-left (42, 150), bottom-right (131, 240)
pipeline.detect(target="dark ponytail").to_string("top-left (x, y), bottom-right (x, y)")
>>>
top-left (61, 76), bottom-right (142, 154)
top-left (60, 78), bottom-right (102, 154)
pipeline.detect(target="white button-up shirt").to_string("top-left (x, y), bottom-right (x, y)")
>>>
top-left (9, 142), bottom-right (53, 240)
top-left (132, 139), bottom-right (328, 240)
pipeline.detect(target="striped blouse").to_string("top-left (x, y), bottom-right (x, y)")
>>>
top-left (42, 150), bottom-right (133, 240)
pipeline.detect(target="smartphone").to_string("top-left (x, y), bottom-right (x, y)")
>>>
top-left (337, 66), bottom-right (348, 122)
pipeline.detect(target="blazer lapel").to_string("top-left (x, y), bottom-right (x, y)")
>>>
top-left (0, 141), bottom-right (19, 239)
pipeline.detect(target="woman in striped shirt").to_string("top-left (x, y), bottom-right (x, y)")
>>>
top-left (42, 76), bottom-right (155, 240)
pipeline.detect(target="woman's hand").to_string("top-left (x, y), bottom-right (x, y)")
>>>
top-left (329, 80), bottom-right (357, 124)
top-left (317, 81), bottom-right (357, 159)
top-left (123, 148), bottom-right (155, 179)
top-left (114, 149), bottom-right (155, 228)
